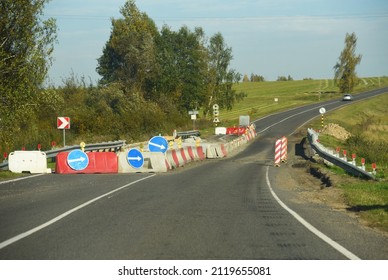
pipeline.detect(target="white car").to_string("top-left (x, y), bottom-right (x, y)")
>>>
top-left (342, 94), bottom-right (353, 101)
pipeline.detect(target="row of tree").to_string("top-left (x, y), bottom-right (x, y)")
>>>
top-left (1, 0), bottom-right (246, 153)
top-left (0, 0), bottom-right (362, 155)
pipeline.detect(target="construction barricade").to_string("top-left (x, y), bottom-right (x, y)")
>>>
top-left (55, 151), bottom-right (118, 174)
top-left (274, 136), bottom-right (288, 167)
top-left (8, 151), bottom-right (51, 173)
top-left (117, 151), bottom-right (167, 173)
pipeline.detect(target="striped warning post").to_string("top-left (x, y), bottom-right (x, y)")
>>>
top-left (274, 139), bottom-right (282, 167)
top-left (281, 136), bottom-right (288, 162)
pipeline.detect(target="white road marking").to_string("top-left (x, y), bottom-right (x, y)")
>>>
top-left (0, 174), bottom-right (44, 185)
top-left (0, 174), bottom-right (156, 250)
top-left (256, 101), bottom-right (339, 134)
top-left (265, 166), bottom-right (361, 260)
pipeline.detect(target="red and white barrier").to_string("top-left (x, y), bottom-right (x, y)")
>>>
top-left (281, 136), bottom-right (288, 162)
top-left (274, 139), bottom-right (282, 167)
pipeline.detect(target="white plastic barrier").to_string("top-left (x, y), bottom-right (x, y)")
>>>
top-left (8, 151), bottom-right (50, 173)
top-left (118, 151), bottom-right (167, 173)
top-left (206, 144), bottom-right (227, 158)
top-left (215, 127), bottom-right (227, 135)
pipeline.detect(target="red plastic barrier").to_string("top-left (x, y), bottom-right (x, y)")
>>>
top-left (55, 151), bottom-right (118, 174)
top-left (226, 127), bottom-right (246, 135)
top-left (196, 146), bottom-right (205, 160)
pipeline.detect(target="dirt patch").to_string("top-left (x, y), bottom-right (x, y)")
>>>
top-left (320, 123), bottom-right (351, 141)
top-left (276, 129), bottom-right (353, 211)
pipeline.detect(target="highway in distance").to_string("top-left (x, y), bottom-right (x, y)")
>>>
top-left (0, 88), bottom-right (387, 259)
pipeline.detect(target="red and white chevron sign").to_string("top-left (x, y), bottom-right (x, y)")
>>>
top-left (57, 117), bottom-right (70, 129)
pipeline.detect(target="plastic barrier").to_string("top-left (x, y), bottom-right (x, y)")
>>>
top-left (118, 151), bottom-right (167, 173)
top-left (55, 151), bottom-right (118, 174)
top-left (190, 146), bottom-right (205, 161)
top-left (179, 148), bottom-right (189, 164)
top-left (8, 151), bottom-right (50, 173)
top-left (206, 144), bottom-right (227, 158)
top-left (196, 146), bottom-right (206, 160)
top-left (215, 127), bottom-right (227, 135)
top-left (226, 127), bottom-right (246, 135)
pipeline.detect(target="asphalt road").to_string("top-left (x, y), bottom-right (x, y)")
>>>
top-left (0, 88), bottom-right (387, 259)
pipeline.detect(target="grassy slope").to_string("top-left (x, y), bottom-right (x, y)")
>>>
top-left (305, 93), bottom-right (388, 232)
top-left (220, 77), bottom-right (388, 233)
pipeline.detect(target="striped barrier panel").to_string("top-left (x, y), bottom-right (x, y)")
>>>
top-left (274, 139), bottom-right (282, 167)
top-left (281, 136), bottom-right (288, 162)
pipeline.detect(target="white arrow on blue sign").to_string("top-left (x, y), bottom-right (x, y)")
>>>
top-left (148, 136), bottom-right (168, 153)
top-left (127, 148), bottom-right (144, 169)
top-left (67, 149), bottom-right (89, 170)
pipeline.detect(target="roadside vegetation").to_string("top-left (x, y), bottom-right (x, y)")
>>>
top-left (1, 0), bottom-right (387, 235)
top-left (305, 93), bottom-right (388, 233)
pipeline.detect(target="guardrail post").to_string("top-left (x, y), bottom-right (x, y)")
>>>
top-left (372, 163), bottom-right (377, 175)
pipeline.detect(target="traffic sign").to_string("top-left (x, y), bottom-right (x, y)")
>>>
top-left (127, 148), bottom-right (144, 169)
top-left (319, 107), bottom-right (326, 114)
top-left (57, 117), bottom-right (70, 129)
top-left (67, 149), bottom-right (89, 170)
top-left (148, 136), bottom-right (168, 153)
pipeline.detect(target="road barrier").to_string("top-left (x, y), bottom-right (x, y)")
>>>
top-left (281, 136), bottom-right (288, 162)
top-left (307, 128), bottom-right (375, 179)
top-left (273, 136), bottom-right (288, 166)
top-left (274, 140), bottom-right (282, 167)
top-left (55, 151), bottom-right (118, 174)
top-left (2, 126), bottom-right (255, 174)
top-left (8, 151), bottom-right (51, 174)
top-left (118, 151), bottom-right (167, 173)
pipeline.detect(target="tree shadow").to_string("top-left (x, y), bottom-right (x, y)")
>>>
top-left (347, 204), bottom-right (388, 213)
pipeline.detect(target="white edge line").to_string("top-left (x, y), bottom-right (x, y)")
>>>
top-left (265, 166), bottom-right (361, 260)
top-left (0, 174), bottom-right (44, 185)
top-left (0, 174), bottom-right (157, 250)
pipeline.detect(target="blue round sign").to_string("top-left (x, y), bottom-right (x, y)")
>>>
top-left (67, 149), bottom-right (89, 170)
top-left (127, 148), bottom-right (144, 169)
top-left (148, 136), bottom-right (168, 153)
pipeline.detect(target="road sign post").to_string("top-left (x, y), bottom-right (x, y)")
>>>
top-left (57, 117), bottom-right (70, 147)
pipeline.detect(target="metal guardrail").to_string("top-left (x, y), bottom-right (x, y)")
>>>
top-left (307, 128), bottom-right (375, 180)
top-left (176, 130), bottom-right (201, 139)
top-left (0, 140), bottom-right (126, 170)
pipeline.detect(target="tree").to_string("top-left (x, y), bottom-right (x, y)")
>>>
top-left (206, 32), bottom-right (245, 114)
top-left (0, 0), bottom-right (57, 149)
top-left (97, 0), bottom-right (159, 96)
top-left (155, 25), bottom-right (208, 112)
top-left (334, 32), bottom-right (362, 93)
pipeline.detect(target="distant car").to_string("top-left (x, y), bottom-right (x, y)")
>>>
top-left (342, 94), bottom-right (353, 101)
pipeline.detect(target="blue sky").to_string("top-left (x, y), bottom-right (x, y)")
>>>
top-left (44, 0), bottom-right (388, 85)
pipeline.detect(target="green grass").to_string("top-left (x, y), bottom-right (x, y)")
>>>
top-left (217, 76), bottom-right (388, 125)
top-left (341, 181), bottom-right (388, 232)
top-left (305, 92), bottom-right (388, 233)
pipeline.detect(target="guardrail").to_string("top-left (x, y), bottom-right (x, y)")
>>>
top-left (176, 130), bottom-right (201, 139)
top-left (0, 140), bottom-right (126, 171)
top-left (307, 128), bottom-right (375, 180)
